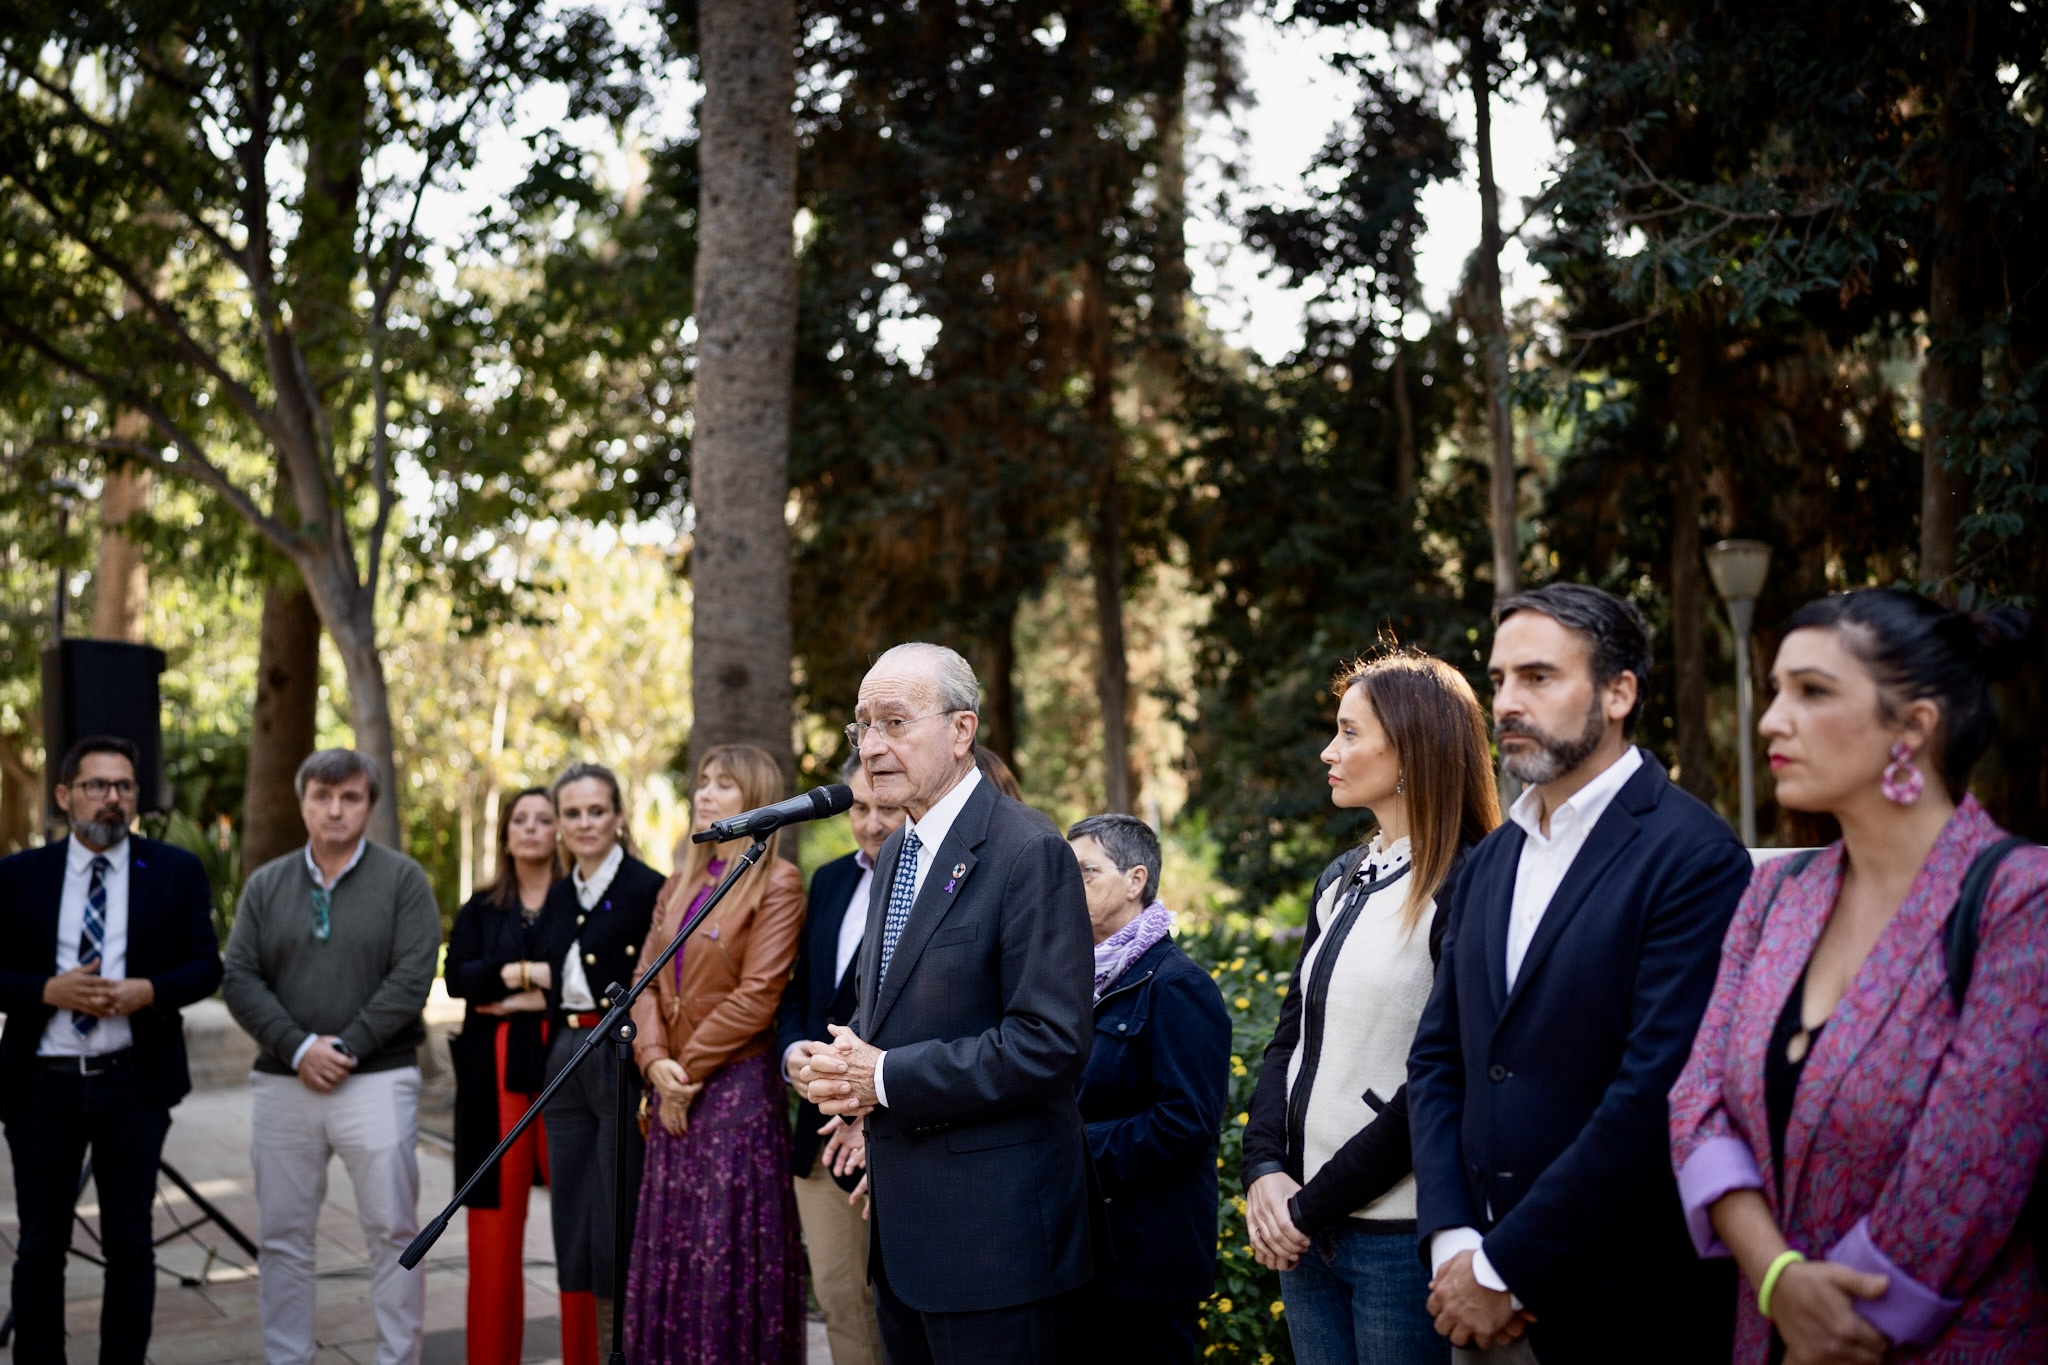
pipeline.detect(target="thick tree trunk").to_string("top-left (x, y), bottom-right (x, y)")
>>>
top-left (0, 728), bottom-right (38, 854)
top-left (325, 604), bottom-right (402, 848)
top-left (1671, 318), bottom-right (1714, 803)
top-left (981, 607), bottom-right (1021, 775)
top-left (1091, 471), bottom-right (1134, 815)
top-left (1469, 26), bottom-right (1518, 600)
top-left (1149, 5), bottom-right (1190, 361)
top-left (688, 0), bottom-right (799, 786)
top-left (1919, 6), bottom-right (1982, 594)
top-left (243, 568), bottom-right (321, 871)
top-left (92, 449), bottom-right (150, 641)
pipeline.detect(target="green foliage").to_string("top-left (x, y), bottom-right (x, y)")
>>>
top-left (1178, 919), bottom-right (1299, 1362)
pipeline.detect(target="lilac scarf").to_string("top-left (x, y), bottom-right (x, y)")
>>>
top-left (1093, 901), bottom-right (1174, 1000)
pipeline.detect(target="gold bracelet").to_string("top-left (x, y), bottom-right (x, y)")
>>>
top-left (520, 961), bottom-right (531, 991)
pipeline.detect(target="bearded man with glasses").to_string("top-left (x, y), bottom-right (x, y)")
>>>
top-left (222, 748), bottom-right (441, 1365)
top-left (0, 734), bottom-right (222, 1365)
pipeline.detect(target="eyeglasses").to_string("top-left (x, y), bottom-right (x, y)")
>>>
top-left (310, 885), bottom-right (332, 942)
top-left (1077, 861), bottom-right (1130, 882)
top-left (844, 712), bottom-right (954, 748)
top-left (73, 779), bottom-right (138, 800)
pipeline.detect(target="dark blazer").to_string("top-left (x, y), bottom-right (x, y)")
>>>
top-left (1076, 934), bottom-right (1230, 1302)
top-left (774, 849), bottom-right (868, 1180)
top-left (0, 837), bottom-right (223, 1119)
top-left (444, 886), bottom-right (568, 1207)
top-left (1243, 843), bottom-right (1458, 1234)
top-left (854, 775), bottom-right (1096, 1315)
top-left (1407, 750), bottom-right (1752, 1364)
top-left (536, 852), bottom-right (665, 1023)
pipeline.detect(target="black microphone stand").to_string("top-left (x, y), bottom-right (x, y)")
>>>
top-left (401, 836), bottom-right (772, 1365)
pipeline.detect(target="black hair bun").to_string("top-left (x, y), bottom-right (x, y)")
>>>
top-left (1970, 606), bottom-right (2038, 682)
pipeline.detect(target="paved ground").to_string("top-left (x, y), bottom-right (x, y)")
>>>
top-left (0, 997), bottom-right (831, 1364)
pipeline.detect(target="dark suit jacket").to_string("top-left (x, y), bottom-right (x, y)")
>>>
top-left (0, 837), bottom-right (223, 1119)
top-left (775, 850), bottom-right (867, 1179)
top-left (854, 775), bottom-right (1096, 1314)
top-left (1407, 750), bottom-right (1752, 1364)
top-left (444, 886), bottom-right (568, 1207)
top-left (535, 853), bottom-right (665, 1022)
top-left (1076, 934), bottom-right (1230, 1301)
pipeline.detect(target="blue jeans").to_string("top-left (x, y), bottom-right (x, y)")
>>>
top-left (1280, 1223), bottom-right (1447, 1365)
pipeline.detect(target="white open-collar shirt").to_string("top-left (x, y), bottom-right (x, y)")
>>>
top-left (41, 834), bottom-right (133, 1057)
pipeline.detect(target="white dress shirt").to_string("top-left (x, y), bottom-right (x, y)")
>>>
top-left (559, 842), bottom-right (625, 1013)
top-left (872, 765), bottom-right (983, 1107)
top-left (40, 835), bottom-right (133, 1057)
top-left (1432, 745), bottom-right (1645, 1297)
top-left (782, 849), bottom-right (878, 1083)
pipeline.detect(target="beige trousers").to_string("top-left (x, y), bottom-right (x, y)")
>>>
top-left (793, 1155), bottom-right (883, 1365)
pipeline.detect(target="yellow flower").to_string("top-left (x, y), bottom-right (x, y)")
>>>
top-left (1276, 985), bottom-right (1288, 998)
top-left (1231, 1196), bottom-right (1248, 1216)
top-left (1270, 1300), bottom-right (1285, 1317)
top-left (1217, 1298), bottom-right (1233, 1314)
top-left (1216, 1156), bottom-right (1225, 1168)
top-left (1236, 1111), bottom-right (1250, 1125)
top-left (1234, 996), bottom-right (1250, 1010)
top-left (1260, 1356), bottom-right (1275, 1365)
top-left (1231, 957), bottom-right (1246, 970)
top-left (1255, 971), bottom-right (1269, 982)
top-left (1230, 1054), bottom-right (1243, 1066)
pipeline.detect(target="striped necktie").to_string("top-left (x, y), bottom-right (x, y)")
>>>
top-left (76, 854), bottom-right (110, 1036)
top-left (876, 828), bottom-right (923, 986)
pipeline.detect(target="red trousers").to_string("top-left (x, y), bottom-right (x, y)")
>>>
top-left (465, 1021), bottom-right (562, 1365)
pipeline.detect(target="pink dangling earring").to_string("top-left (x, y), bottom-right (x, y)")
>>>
top-left (1881, 741), bottom-right (1924, 806)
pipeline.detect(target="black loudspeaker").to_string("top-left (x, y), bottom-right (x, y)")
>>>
top-left (41, 639), bottom-right (170, 815)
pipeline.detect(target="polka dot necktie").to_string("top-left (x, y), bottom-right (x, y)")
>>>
top-left (75, 855), bottom-right (110, 1036)
top-left (876, 828), bottom-right (923, 987)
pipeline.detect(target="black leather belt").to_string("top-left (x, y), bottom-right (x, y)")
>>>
top-left (40, 1049), bottom-right (132, 1076)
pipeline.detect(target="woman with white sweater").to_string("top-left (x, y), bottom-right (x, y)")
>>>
top-left (1241, 649), bottom-right (1501, 1365)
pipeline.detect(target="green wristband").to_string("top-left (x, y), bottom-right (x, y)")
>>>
top-left (1758, 1249), bottom-right (1806, 1318)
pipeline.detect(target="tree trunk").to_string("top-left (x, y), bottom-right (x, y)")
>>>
top-left (0, 729), bottom-right (38, 854)
top-left (1671, 317), bottom-right (1715, 803)
top-left (1391, 337), bottom-right (1417, 504)
top-left (326, 603), bottom-right (402, 848)
top-left (688, 0), bottom-right (799, 787)
top-left (1469, 23), bottom-right (1518, 600)
top-left (1918, 5), bottom-right (1982, 595)
top-left (1092, 467), bottom-right (1134, 815)
top-left (92, 449), bottom-right (151, 641)
top-left (243, 568), bottom-right (321, 871)
top-left (981, 607), bottom-right (1021, 775)
top-left (1148, 4), bottom-right (1190, 365)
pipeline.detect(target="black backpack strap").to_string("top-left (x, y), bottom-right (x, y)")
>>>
top-left (1943, 836), bottom-right (2031, 1012)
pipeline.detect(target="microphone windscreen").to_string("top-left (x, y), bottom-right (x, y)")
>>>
top-left (810, 784), bottom-right (855, 817)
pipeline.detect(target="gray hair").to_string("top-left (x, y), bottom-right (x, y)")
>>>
top-left (295, 748), bottom-right (382, 805)
top-left (840, 753), bottom-right (865, 785)
top-left (873, 642), bottom-right (980, 715)
top-left (1067, 814), bottom-right (1163, 904)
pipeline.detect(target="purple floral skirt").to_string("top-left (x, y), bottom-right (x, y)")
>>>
top-left (623, 1049), bottom-right (806, 1365)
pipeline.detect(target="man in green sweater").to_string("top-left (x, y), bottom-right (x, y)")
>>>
top-left (222, 749), bottom-right (441, 1365)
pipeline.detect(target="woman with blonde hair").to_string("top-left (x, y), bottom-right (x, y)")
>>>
top-left (1243, 648), bottom-right (1501, 1365)
top-left (624, 743), bottom-right (808, 1363)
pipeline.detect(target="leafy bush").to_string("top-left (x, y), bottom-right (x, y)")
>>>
top-left (1179, 919), bottom-right (1302, 1362)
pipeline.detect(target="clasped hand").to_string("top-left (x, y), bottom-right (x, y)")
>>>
top-left (799, 1023), bottom-right (881, 1117)
top-left (645, 1058), bottom-right (703, 1135)
top-left (1245, 1172), bottom-right (1311, 1271)
top-left (1428, 1250), bottom-right (1535, 1349)
top-left (43, 960), bottom-right (153, 1019)
top-left (1771, 1260), bottom-right (1889, 1365)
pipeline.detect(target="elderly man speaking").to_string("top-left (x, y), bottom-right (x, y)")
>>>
top-left (802, 642), bottom-right (1095, 1365)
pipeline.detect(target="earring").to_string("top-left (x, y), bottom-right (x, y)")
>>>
top-left (1881, 741), bottom-right (1924, 806)
top-left (1395, 772), bottom-right (1406, 797)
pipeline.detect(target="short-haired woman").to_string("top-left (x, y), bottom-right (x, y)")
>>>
top-left (1671, 589), bottom-right (2048, 1363)
top-left (444, 788), bottom-right (565, 1365)
top-left (1244, 649), bottom-right (1501, 1365)
top-left (625, 744), bottom-right (808, 1364)
top-left (1069, 812), bottom-right (1231, 1364)
top-left (538, 763), bottom-right (666, 1365)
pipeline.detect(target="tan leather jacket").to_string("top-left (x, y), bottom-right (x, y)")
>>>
top-left (630, 856), bottom-right (805, 1084)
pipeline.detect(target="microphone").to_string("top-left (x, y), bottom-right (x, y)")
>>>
top-left (692, 784), bottom-right (854, 844)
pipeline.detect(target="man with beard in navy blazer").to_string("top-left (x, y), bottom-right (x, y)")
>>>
top-left (1407, 585), bottom-right (1751, 1364)
top-left (801, 642), bottom-right (1095, 1365)
top-left (0, 736), bottom-right (222, 1365)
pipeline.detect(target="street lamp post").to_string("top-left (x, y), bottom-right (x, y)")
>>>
top-left (1706, 539), bottom-right (1772, 846)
